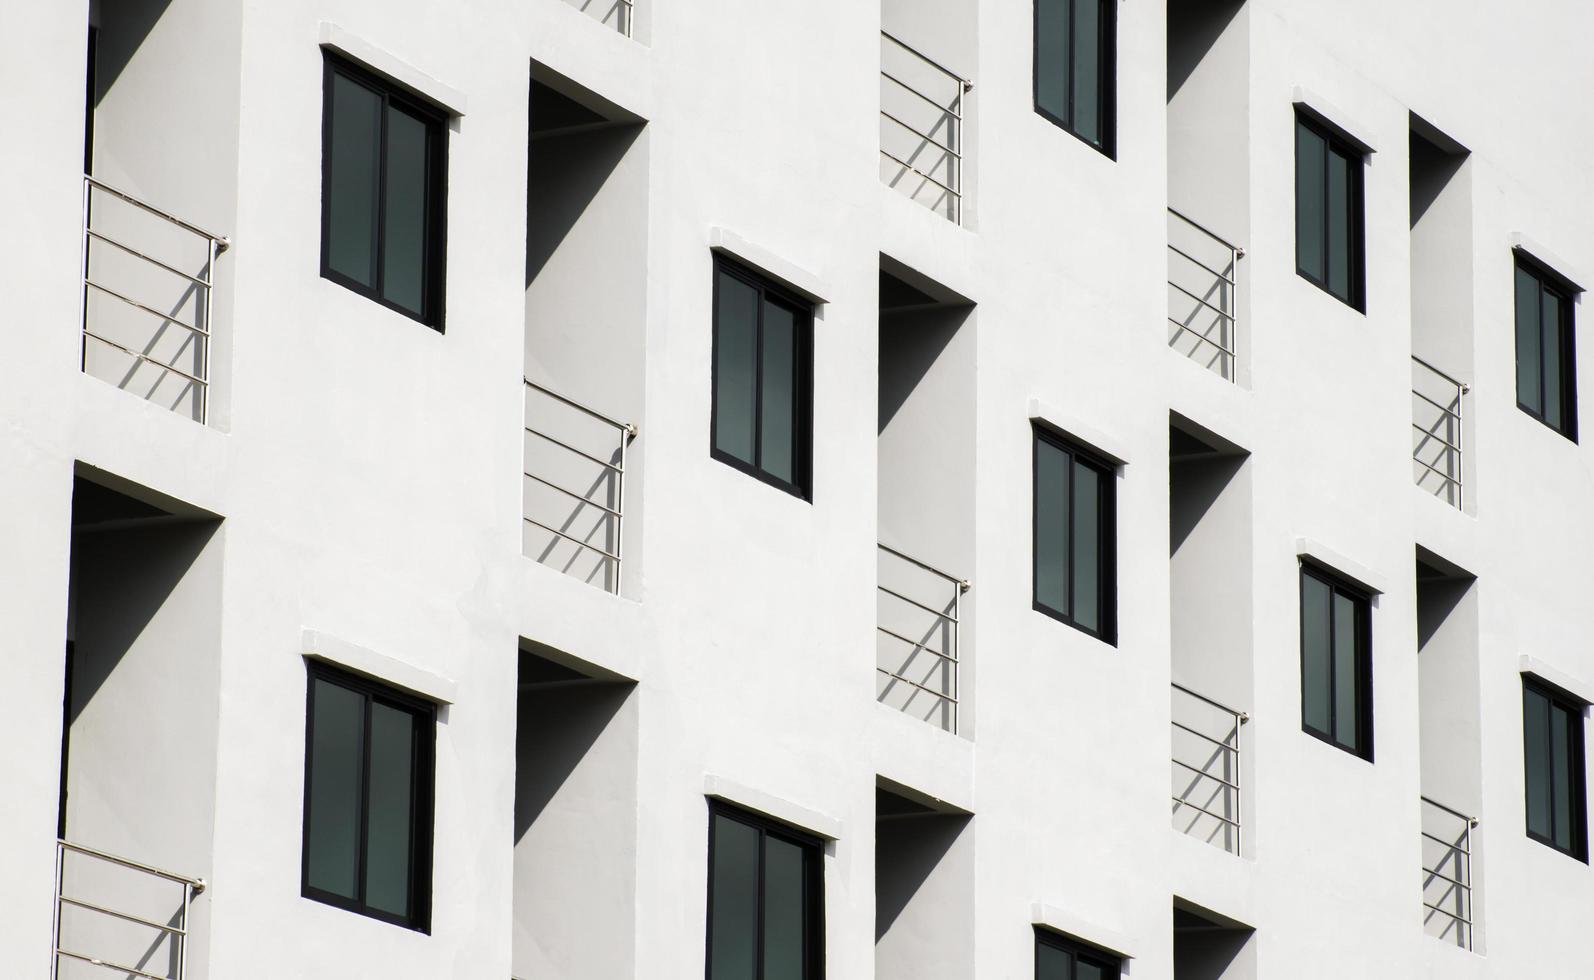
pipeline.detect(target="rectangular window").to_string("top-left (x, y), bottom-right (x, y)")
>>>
top-left (1294, 113), bottom-right (1364, 310)
top-left (706, 802), bottom-right (824, 980)
top-left (322, 53), bottom-right (448, 328)
top-left (1035, 929), bottom-right (1122, 980)
top-left (1034, 0), bottom-right (1115, 156)
top-left (1299, 563), bottom-right (1372, 759)
top-left (1033, 426), bottom-right (1116, 643)
top-left (302, 662), bottom-right (436, 930)
top-left (1524, 678), bottom-right (1587, 860)
top-left (711, 258), bottom-right (814, 499)
top-left (1514, 254), bottom-right (1578, 440)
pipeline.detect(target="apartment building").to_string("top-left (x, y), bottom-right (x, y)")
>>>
top-left (3, 0), bottom-right (1593, 976)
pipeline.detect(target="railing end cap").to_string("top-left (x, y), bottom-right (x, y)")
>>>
top-left (193, 877), bottom-right (208, 894)
top-left (1238, 711), bottom-right (1251, 723)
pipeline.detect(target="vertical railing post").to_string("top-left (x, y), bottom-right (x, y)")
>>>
top-left (79, 177), bottom-right (92, 374)
top-left (50, 841), bottom-right (64, 980)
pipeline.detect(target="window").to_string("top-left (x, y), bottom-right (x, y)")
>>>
top-left (1035, 929), bottom-right (1121, 980)
top-left (301, 662), bottom-right (436, 930)
top-left (1514, 254), bottom-right (1578, 440)
top-left (711, 258), bottom-right (814, 498)
top-left (1034, 0), bottom-right (1115, 155)
top-left (1033, 426), bottom-right (1115, 643)
top-left (1294, 113), bottom-right (1364, 309)
top-left (706, 802), bottom-right (824, 980)
top-left (322, 53), bottom-right (448, 327)
top-left (1299, 563), bottom-right (1372, 759)
top-left (1523, 678), bottom-right (1587, 860)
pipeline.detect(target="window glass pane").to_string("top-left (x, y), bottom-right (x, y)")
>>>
top-left (327, 73), bottom-right (382, 287)
top-left (709, 815), bottom-right (760, 980)
top-left (1542, 288), bottom-right (1564, 430)
top-left (1525, 687), bottom-right (1552, 840)
top-left (1035, 941), bottom-right (1072, 980)
top-left (1295, 123), bottom-right (1326, 283)
top-left (1077, 957), bottom-right (1112, 980)
top-left (1300, 574), bottom-right (1332, 735)
top-left (1516, 266), bottom-right (1543, 415)
top-left (365, 701), bottom-right (416, 917)
top-left (1070, 0), bottom-right (1101, 144)
top-left (1332, 591), bottom-right (1359, 751)
top-left (1035, 0), bottom-right (1070, 123)
top-left (1326, 148), bottom-right (1352, 301)
top-left (760, 301), bottom-right (798, 484)
top-left (1071, 459), bottom-right (1101, 632)
top-left (382, 106), bottom-right (430, 316)
top-left (306, 679), bottom-right (365, 900)
top-left (713, 272), bottom-right (761, 466)
top-left (762, 836), bottom-right (807, 980)
top-left (1035, 439), bottom-right (1071, 616)
top-left (1551, 703), bottom-right (1573, 851)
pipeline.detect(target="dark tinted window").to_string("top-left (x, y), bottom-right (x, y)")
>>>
top-left (302, 663), bottom-right (435, 930)
top-left (1514, 255), bottom-right (1578, 440)
top-left (322, 54), bottom-right (447, 327)
top-left (1524, 679), bottom-right (1587, 860)
top-left (707, 804), bottom-right (823, 980)
top-left (1035, 929), bottom-right (1121, 979)
top-left (1295, 113), bottom-right (1364, 309)
top-left (1034, 0), bottom-right (1115, 156)
top-left (1299, 564), bottom-right (1372, 759)
top-left (1033, 427), bottom-right (1115, 643)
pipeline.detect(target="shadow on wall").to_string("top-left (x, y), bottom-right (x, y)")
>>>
top-left (92, 0), bottom-right (175, 108)
top-left (526, 92), bottom-right (643, 287)
top-left (1167, 0), bottom-right (1245, 101)
top-left (513, 659), bottom-right (635, 840)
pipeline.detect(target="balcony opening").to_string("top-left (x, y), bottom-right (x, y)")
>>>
top-left (875, 780), bottom-right (973, 980)
top-left (1409, 117), bottom-right (1472, 511)
top-left (877, 257), bottom-right (974, 735)
top-left (1169, 414), bottom-right (1251, 855)
top-left (879, 0), bottom-right (975, 224)
top-left (1166, 0), bottom-right (1247, 382)
top-left (1173, 900), bottom-right (1255, 979)
top-left (1415, 548), bottom-right (1480, 952)
top-left (524, 68), bottom-right (647, 596)
top-left (57, 468), bottom-right (221, 978)
top-left (513, 640), bottom-right (639, 979)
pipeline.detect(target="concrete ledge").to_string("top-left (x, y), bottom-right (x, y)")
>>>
top-left (1520, 655), bottom-right (1594, 707)
top-left (1031, 902), bottom-right (1136, 960)
top-left (1291, 86), bottom-right (1376, 155)
top-left (1029, 398), bottom-right (1131, 467)
top-left (703, 775), bottom-right (843, 841)
top-left (709, 228), bottom-right (830, 306)
top-left (302, 629), bottom-right (458, 704)
top-left (1511, 234), bottom-right (1587, 294)
top-left (319, 23), bottom-right (468, 116)
top-left (1295, 538), bottom-right (1388, 596)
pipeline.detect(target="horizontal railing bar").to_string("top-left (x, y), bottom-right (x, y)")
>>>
top-left (57, 895), bottom-right (186, 936)
top-left (85, 175), bottom-right (230, 249)
top-left (523, 471), bottom-right (622, 516)
top-left (1168, 281), bottom-right (1235, 322)
top-left (82, 331), bottom-right (207, 387)
top-left (1167, 208), bottom-right (1243, 255)
top-left (1411, 356), bottom-right (1467, 392)
top-left (875, 666), bottom-right (957, 704)
top-left (56, 947), bottom-right (174, 980)
top-left (1412, 456), bottom-right (1463, 488)
top-left (1421, 796), bottom-right (1479, 824)
top-left (522, 517), bottom-right (620, 561)
top-left (1168, 319), bottom-right (1235, 357)
top-left (1171, 683), bottom-right (1248, 720)
top-left (879, 70), bottom-right (965, 119)
top-left (85, 229), bottom-right (212, 287)
top-left (1420, 901), bottom-right (1472, 926)
top-left (1421, 865), bottom-right (1471, 890)
top-left (1170, 795), bottom-right (1240, 829)
top-left (525, 426), bottom-right (625, 473)
top-left (58, 840), bottom-right (207, 890)
top-left (1167, 243), bottom-right (1237, 285)
top-left (1411, 422), bottom-right (1462, 454)
top-left (1171, 757), bottom-right (1241, 791)
top-left (85, 280), bottom-right (208, 337)
top-left (880, 30), bottom-right (972, 89)
top-left (877, 584), bottom-right (957, 623)
top-left (1170, 719), bottom-right (1239, 751)
top-left (1411, 388), bottom-right (1463, 417)
top-left (876, 625), bottom-right (957, 664)
top-left (878, 543), bottom-right (969, 588)
top-left (879, 148), bottom-right (960, 199)
top-left (879, 109), bottom-right (962, 158)
top-left (523, 378), bottom-right (635, 436)
top-left (1418, 829), bottom-right (1471, 851)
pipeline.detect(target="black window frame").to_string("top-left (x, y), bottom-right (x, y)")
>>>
top-left (1031, 424), bottom-right (1117, 645)
top-left (1032, 0), bottom-right (1117, 158)
top-left (709, 256), bottom-right (815, 500)
top-left (1522, 677), bottom-right (1589, 862)
top-left (1034, 927), bottom-right (1122, 979)
top-left (320, 51), bottom-right (450, 330)
top-left (300, 661), bottom-right (437, 932)
top-left (1293, 111), bottom-right (1366, 311)
top-left (704, 800), bottom-right (825, 980)
top-left (1298, 561), bottom-right (1374, 761)
top-left (1513, 252), bottom-right (1578, 441)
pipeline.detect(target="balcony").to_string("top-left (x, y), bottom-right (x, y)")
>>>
top-left (1170, 683), bottom-right (1246, 854)
top-left (522, 379), bottom-right (636, 594)
top-left (81, 176), bottom-right (229, 423)
top-left (1420, 797), bottom-right (1476, 951)
top-left (879, 31), bottom-right (970, 225)
top-left (1411, 357), bottom-right (1466, 509)
top-left (876, 544), bottom-right (968, 733)
top-left (53, 839), bottom-right (205, 980)
top-left (1167, 209), bottom-right (1241, 382)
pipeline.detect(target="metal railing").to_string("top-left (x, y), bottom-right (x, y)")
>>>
top-left (81, 176), bottom-right (229, 424)
top-left (1412, 356), bottom-right (1467, 510)
top-left (1167, 208), bottom-right (1242, 381)
top-left (879, 31), bottom-right (971, 224)
top-left (565, 0), bottom-right (633, 37)
top-left (1170, 683), bottom-right (1247, 854)
top-left (876, 544), bottom-right (968, 733)
top-left (53, 839), bottom-right (205, 980)
top-left (522, 379), bottom-right (636, 595)
top-left (1421, 796), bottom-right (1477, 951)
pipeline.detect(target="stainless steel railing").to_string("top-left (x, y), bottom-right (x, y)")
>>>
top-left (1167, 208), bottom-right (1242, 381)
top-left (522, 379), bottom-right (636, 595)
top-left (1412, 356), bottom-right (1467, 510)
top-left (876, 544), bottom-right (969, 733)
top-left (81, 175), bottom-right (229, 424)
top-left (1421, 796), bottom-right (1477, 951)
top-left (1171, 683), bottom-right (1247, 854)
top-left (879, 31), bottom-right (971, 224)
top-left (53, 839), bottom-right (206, 980)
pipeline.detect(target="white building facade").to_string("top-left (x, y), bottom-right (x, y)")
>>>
top-left (2, 0), bottom-right (1592, 976)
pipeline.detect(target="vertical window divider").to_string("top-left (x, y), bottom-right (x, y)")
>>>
top-left (355, 687), bottom-right (373, 910)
